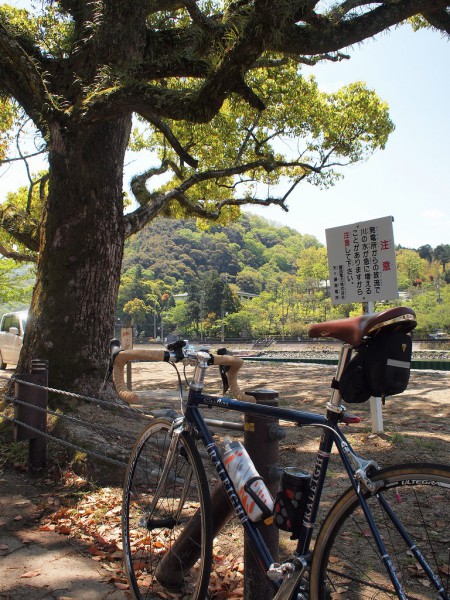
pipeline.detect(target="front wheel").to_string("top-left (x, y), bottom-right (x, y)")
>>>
top-left (310, 463), bottom-right (450, 599)
top-left (122, 418), bottom-right (213, 600)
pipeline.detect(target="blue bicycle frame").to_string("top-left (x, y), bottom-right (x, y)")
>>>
top-left (180, 363), bottom-right (409, 599)
top-left (183, 388), bottom-right (351, 594)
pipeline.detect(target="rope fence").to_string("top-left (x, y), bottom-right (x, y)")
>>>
top-left (0, 360), bottom-right (252, 475)
top-left (0, 359), bottom-right (171, 473)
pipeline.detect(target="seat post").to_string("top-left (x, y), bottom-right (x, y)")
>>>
top-left (329, 344), bottom-right (353, 409)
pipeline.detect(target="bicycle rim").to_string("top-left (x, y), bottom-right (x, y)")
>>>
top-left (310, 463), bottom-right (450, 599)
top-left (122, 418), bottom-right (213, 600)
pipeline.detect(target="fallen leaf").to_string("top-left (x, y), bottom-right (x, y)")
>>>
top-left (114, 582), bottom-right (129, 590)
top-left (88, 545), bottom-right (107, 557)
top-left (56, 525), bottom-right (71, 535)
top-left (20, 570), bottom-right (40, 578)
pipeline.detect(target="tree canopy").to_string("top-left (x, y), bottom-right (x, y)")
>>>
top-left (2, 1), bottom-right (449, 252)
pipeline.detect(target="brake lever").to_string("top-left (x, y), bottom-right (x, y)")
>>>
top-left (102, 338), bottom-right (122, 389)
top-left (217, 347), bottom-right (230, 393)
top-left (167, 339), bottom-right (187, 362)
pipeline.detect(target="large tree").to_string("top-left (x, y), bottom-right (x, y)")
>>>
top-left (0, 1), bottom-right (449, 392)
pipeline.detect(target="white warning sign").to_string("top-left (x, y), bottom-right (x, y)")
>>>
top-left (326, 216), bottom-right (398, 305)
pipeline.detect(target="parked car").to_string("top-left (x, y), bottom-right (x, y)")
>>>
top-left (0, 311), bottom-right (28, 369)
top-left (429, 330), bottom-right (449, 340)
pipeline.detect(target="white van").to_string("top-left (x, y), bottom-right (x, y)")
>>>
top-left (0, 311), bottom-right (28, 369)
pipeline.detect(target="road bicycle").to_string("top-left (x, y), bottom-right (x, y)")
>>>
top-left (112, 306), bottom-right (450, 599)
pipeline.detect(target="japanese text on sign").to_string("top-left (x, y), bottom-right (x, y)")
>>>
top-left (326, 217), bottom-right (398, 304)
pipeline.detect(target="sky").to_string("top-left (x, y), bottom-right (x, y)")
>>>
top-left (0, 4), bottom-right (449, 250)
top-left (247, 26), bottom-right (450, 249)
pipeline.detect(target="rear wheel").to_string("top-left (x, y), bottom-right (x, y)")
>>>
top-left (122, 418), bottom-right (213, 600)
top-left (310, 463), bottom-right (450, 599)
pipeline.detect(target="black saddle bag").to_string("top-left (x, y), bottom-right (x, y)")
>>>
top-left (339, 328), bottom-right (413, 404)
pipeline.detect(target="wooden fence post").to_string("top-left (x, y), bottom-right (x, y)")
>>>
top-left (14, 359), bottom-right (49, 473)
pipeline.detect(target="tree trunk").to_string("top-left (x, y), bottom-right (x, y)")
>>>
top-left (18, 117), bottom-right (132, 395)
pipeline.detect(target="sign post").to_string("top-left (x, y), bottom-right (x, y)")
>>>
top-left (326, 216), bottom-right (399, 433)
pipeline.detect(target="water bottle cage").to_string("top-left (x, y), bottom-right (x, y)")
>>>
top-left (243, 476), bottom-right (273, 519)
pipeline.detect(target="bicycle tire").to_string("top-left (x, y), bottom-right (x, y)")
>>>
top-left (309, 463), bottom-right (450, 599)
top-left (122, 417), bottom-right (213, 600)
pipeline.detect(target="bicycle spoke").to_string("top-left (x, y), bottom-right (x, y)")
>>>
top-left (311, 464), bottom-right (450, 599)
top-left (122, 418), bottom-right (212, 600)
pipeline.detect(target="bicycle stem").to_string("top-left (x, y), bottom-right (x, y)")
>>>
top-left (189, 351), bottom-right (212, 392)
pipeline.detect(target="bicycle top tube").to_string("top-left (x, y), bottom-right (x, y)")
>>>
top-left (190, 391), bottom-right (329, 428)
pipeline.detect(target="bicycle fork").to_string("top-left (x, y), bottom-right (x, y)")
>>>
top-left (141, 418), bottom-right (189, 530)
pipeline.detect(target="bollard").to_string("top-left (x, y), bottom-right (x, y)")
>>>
top-left (14, 359), bottom-right (49, 473)
top-left (244, 388), bottom-right (281, 600)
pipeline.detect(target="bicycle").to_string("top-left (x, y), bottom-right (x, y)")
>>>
top-left (111, 306), bottom-right (450, 600)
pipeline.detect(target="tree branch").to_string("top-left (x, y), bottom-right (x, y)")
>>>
top-left (0, 242), bottom-right (36, 262)
top-left (80, 70), bottom-right (265, 124)
top-left (254, 52), bottom-right (350, 68)
top-left (0, 23), bottom-right (53, 132)
top-left (181, 0), bottom-right (220, 32)
top-left (328, 1), bottom-right (381, 20)
top-left (173, 191), bottom-right (288, 220)
top-left (0, 149), bottom-right (46, 165)
top-left (271, 1), bottom-right (450, 56)
top-left (123, 152), bottom-right (333, 236)
top-left (124, 191), bottom-right (169, 237)
top-left (142, 113), bottom-right (198, 167)
top-left (422, 7), bottom-right (450, 33)
top-left (130, 163), bottom-right (172, 207)
top-left (0, 206), bottom-right (40, 252)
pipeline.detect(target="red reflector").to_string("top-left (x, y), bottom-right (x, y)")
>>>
top-left (342, 413), bottom-right (361, 424)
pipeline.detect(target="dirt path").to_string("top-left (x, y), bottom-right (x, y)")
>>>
top-left (129, 356), bottom-right (450, 467)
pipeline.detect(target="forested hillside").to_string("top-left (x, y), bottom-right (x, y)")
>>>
top-left (2, 213), bottom-right (449, 339)
top-left (119, 214), bottom-right (450, 340)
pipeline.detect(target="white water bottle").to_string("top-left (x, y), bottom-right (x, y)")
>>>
top-left (223, 437), bottom-right (274, 522)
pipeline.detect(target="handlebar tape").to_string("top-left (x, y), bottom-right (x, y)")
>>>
top-left (112, 349), bottom-right (254, 404)
top-left (112, 349), bottom-right (170, 404)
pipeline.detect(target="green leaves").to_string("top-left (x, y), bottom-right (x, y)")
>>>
top-left (0, 3), bottom-right (73, 58)
top-left (0, 97), bottom-right (17, 161)
top-left (133, 59), bottom-right (395, 225)
top-left (319, 82), bottom-right (394, 159)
